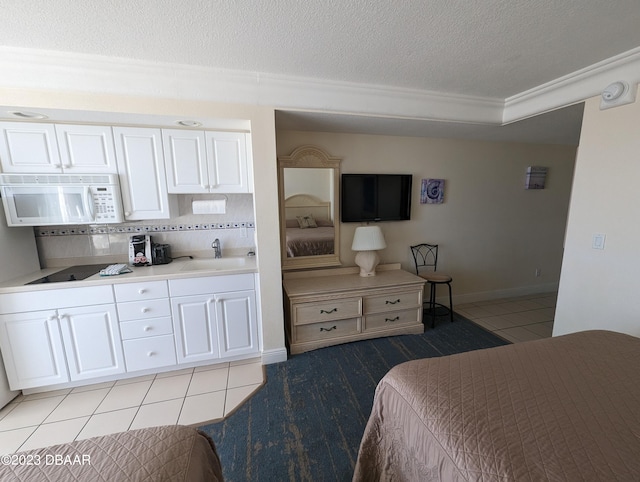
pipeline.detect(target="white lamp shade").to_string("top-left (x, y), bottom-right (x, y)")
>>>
top-left (351, 226), bottom-right (387, 251)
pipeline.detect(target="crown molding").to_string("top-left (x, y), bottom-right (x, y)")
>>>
top-left (2, 45), bottom-right (639, 127)
top-left (0, 47), bottom-right (502, 124)
top-left (503, 46), bottom-right (640, 123)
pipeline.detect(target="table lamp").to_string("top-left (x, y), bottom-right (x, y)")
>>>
top-left (351, 226), bottom-right (387, 277)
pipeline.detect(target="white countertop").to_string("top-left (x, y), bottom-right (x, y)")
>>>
top-left (0, 256), bottom-right (258, 294)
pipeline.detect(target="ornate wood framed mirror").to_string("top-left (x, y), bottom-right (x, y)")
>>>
top-left (277, 145), bottom-right (341, 270)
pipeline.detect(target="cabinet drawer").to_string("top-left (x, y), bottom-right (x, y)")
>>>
top-left (122, 335), bottom-right (176, 372)
top-left (113, 280), bottom-right (169, 302)
top-left (169, 273), bottom-right (254, 297)
top-left (293, 298), bottom-right (361, 325)
top-left (295, 318), bottom-right (360, 343)
top-left (0, 285), bottom-right (113, 314)
top-left (364, 308), bottom-right (421, 332)
top-left (363, 290), bottom-right (421, 314)
top-left (120, 317), bottom-right (173, 340)
top-left (117, 299), bottom-right (171, 321)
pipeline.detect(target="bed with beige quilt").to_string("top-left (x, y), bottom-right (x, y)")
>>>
top-left (353, 330), bottom-right (640, 481)
top-left (0, 425), bottom-right (223, 481)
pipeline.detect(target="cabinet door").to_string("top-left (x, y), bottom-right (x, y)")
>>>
top-left (171, 295), bottom-right (219, 364)
top-left (215, 290), bottom-right (258, 357)
top-left (59, 304), bottom-right (125, 381)
top-left (162, 129), bottom-right (208, 194)
top-left (0, 122), bottom-right (61, 173)
top-left (114, 127), bottom-right (175, 220)
top-left (55, 124), bottom-right (117, 173)
top-left (0, 310), bottom-right (69, 389)
top-left (205, 131), bottom-right (250, 193)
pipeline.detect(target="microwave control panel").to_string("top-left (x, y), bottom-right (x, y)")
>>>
top-left (91, 186), bottom-right (123, 223)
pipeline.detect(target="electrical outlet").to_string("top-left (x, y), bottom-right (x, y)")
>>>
top-left (535, 268), bottom-right (541, 277)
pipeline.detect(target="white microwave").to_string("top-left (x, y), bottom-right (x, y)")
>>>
top-left (0, 174), bottom-right (124, 226)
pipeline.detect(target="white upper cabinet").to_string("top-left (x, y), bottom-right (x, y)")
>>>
top-left (0, 122), bottom-right (61, 173)
top-left (114, 127), bottom-right (175, 220)
top-left (163, 129), bottom-right (251, 193)
top-left (162, 129), bottom-right (208, 193)
top-left (55, 124), bottom-right (117, 173)
top-left (0, 122), bottom-right (117, 174)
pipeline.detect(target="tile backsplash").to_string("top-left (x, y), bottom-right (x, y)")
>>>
top-left (35, 194), bottom-right (257, 267)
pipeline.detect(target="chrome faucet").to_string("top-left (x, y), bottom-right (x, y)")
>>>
top-left (212, 238), bottom-right (222, 258)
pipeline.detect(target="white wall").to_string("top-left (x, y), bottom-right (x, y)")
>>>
top-left (554, 90), bottom-right (640, 337)
top-left (277, 130), bottom-right (577, 303)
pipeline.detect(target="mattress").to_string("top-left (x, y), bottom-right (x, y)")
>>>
top-left (0, 425), bottom-right (223, 482)
top-left (353, 330), bottom-right (640, 481)
top-left (286, 226), bottom-right (334, 257)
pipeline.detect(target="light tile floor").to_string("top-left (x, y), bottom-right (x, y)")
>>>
top-left (455, 292), bottom-right (557, 343)
top-left (0, 358), bottom-right (263, 454)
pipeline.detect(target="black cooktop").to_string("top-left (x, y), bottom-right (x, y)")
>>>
top-left (26, 264), bottom-right (110, 285)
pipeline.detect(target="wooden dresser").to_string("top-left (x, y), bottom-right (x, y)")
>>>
top-left (283, 264), bottom-right (426, 354)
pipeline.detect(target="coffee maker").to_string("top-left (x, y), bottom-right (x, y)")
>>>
top-left (129, 234), bottom-right (152, 266)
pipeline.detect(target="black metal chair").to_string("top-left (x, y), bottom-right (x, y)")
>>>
top-left (410, 243), bottom-right (453, 328)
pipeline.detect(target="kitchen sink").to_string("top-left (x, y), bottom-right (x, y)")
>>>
top-left (180, 257), bottom-right (251, 271)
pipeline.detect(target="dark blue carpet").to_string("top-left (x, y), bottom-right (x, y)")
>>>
top-left (199, 314), bottom-right (509, 482)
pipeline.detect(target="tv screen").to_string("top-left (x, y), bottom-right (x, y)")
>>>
top-left (341, 174), bottom-right (412, 222)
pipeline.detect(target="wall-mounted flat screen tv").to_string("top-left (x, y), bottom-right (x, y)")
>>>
top-left (341, 174), bottom-right (412, 222)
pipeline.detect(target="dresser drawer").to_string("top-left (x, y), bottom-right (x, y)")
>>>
top-left (117, 299), bottom-right (171, 321)
top-left (293, 298), bottom-right (361, 325)
top-left (363, 290), bottom-right (421, 314)
top-left (364, 308), bottom-right (421, 332)
top-left (114, 280), bottom-right (169, 302)
top-left (120, 317), bottom-right (173, 340)
top-left (294, 318), bottom-right (360, 343)
top-left (122, 335), bottom-right (176, 372)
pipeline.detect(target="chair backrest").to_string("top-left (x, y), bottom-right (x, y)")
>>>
top-left (410, 243), bottom-right (439, 275)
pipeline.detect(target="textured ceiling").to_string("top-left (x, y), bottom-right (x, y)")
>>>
top-left (3, 0), bottom-right (640, 143)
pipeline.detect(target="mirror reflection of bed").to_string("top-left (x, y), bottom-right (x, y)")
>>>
top-left (284, 194), bottom-right (335, 257)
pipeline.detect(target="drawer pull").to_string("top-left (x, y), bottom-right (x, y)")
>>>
top-left (320, 308), bottom-right (337, 314)
top-left (141, 307), bottom-right (150, 313)
top-left (320, 325), bottom-right (337, 332)
top-left (386, 299), bottom-right (401, 305)
top-left (385, 316), bottom-right (400, 323)
top-left (138, 289), bottom-right (146, 294)
top-left (147, 351), bottom-right (155, 357)
top-left (143, 326), bottom-right (152, 332)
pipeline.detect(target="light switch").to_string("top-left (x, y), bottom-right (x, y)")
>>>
top-left (592, 234), bottom-right (606, 250)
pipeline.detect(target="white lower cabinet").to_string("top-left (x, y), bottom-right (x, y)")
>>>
top-left (0, 310), bottom-right (69, 389)
top-left (115, 280), bottom-right (177, 372)
top-left (58, 304), bottom-right (125, 381)
top-left (171, 295), bottom-right (219, 364)
top-left (216, 290), bottom-right (258, 358)
top-left (122, 335), bottom-right (176, 372)
top-left (169, 273), bottom-right (259, 363)
top-left (0, 304), bottom-right (125, 389)
top-left (0, 273), bottom-right (259, 391)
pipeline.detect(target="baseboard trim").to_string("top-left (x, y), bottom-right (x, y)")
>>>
top-left (437, 282), bottom-right (559, 306)
top-left (261, 347), bottom-right (288, 365)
